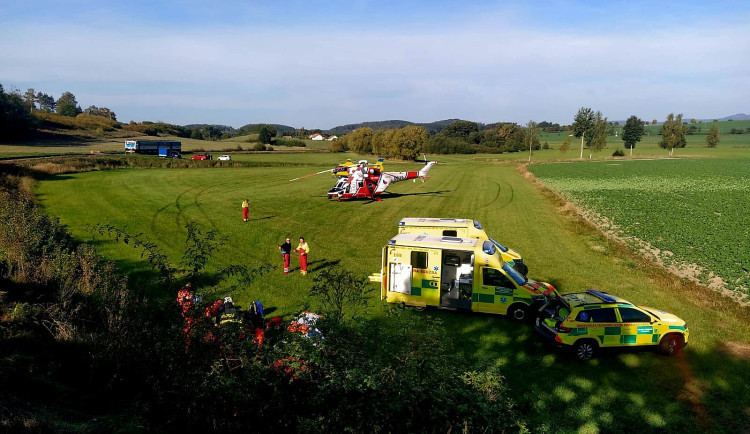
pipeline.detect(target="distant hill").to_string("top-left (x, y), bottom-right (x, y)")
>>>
top-left (183, 124), bottom-right (235, 131)
top-left (237, 123), bottom-right (296, 134)
top-left (328, 118), bottom-right (473, 135)
top-left (716, 113), bottom-right (750, 121)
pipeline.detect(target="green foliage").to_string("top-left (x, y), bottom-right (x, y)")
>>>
top-left (83, 105), bottom-right (117, 121)
top-left (274, 138), bottom-right (306, 147)
top-left (346, 127), bottom-right (374, 154)
top-left (612, 148), bottom-right (625, 156)
top-left (424, 135), bottom-right (477, 154)
top-left (180, 222), bottom-right (225, 281)
top-left (622, 115), bottom-right (645, 149)
top-left (659, 113), bottom-right (687, 155)
top-left (559, 136), bottom-right (571, 153)
top-left (588, 111), bottom-right (608, 153)
top-left (571, 106), bottom-right (595, 146)
top-left (441, 120), bottom-right (479, 140)
top-left (258, 124), bottom-right (277, 144)
top-left (327, 139), bottom-right (347, 152)
top-left (706, 125), bottom-right (720, 148)
top-left (56, 91), bottom-right (82, 117)
top-left (0, 84), bottom-right (35, 140)
top-left (309, 266), bottom-right (372, 318)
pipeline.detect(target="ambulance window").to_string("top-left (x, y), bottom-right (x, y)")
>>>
top-left (411, 251), bottom-right (428, 269)
top-left (575, 311), bottom-right (592, 322)
top-left (442, 230), bottom-right (458, 237)
top-left (619, 308), bottom-right (651, 323)
top-left (483, 268), bottom-right (514, 288)
top-left (588, 308), bottom-right (617, 323)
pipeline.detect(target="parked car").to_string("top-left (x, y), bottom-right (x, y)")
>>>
top-left (190, 154), bottom-right (208, 160)
top-left (217, 155), bottom-right (232, 161)
top-left (535, 289), bottom-right (689, 360)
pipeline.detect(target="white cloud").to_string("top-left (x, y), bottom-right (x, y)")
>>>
top-left (1, 15), bottom-right (748, 126)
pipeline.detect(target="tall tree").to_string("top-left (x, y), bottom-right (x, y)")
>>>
top-left (524, 120), bottom-right (539, 162)
top-left (588, 111), bottom-right (608, 157)
top-left (706, 125), bottom-right (720, 148)
top-left (57, 91), bottom-right (81, 117)
top-left (347, 127), bottom-right (374, 154)
top-left (391, 126), bottom-right (427, 160)
top-left (36, 92), bottom-right (56, 112)
top-left (659, 113), bottom-right (687, 156)
top-left (23, 88), bottom-right (36, 113)
top-left (441, 121), bottom-right (479, 140)
top-left (0, 84), bottom-right (34, 139)
top-left (571, 107), bottom-right (595, 159)
top-left (258, 124), bottom-right (276, 144)
top-left (622, 115), bottom-right (645, 155)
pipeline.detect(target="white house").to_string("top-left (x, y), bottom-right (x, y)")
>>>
top-left (326, 135), bottom-right (338, 141)
top-left (310, 134), bottom-right (324, 141)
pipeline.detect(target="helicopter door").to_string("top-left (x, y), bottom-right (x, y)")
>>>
top-left (389, 263), bottom-right (412, 295)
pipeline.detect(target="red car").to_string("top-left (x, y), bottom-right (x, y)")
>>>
top-left (190, 154), bottom-right (211, 160)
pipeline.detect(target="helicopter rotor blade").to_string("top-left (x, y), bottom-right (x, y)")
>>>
top-left (289, 168), bottom-right (334, 181)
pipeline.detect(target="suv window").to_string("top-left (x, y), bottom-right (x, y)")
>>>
top-left (619, 308), bottom-right (651, 323)
top-left (483, 268), bottom-right (514, 288)
top-left (588, 308), bottom-right (617, 323)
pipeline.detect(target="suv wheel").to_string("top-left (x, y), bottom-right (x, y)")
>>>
top-left (574, 340), bottom-right (597, 361)
top-left (659, 334), bottom-right (684, 356)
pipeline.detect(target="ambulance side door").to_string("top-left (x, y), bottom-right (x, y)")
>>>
top-left (582, 307), bottom-right (619, 347)
top-left (617, 307), bottom-right (656, 346)
top-left (477, 267), bottom-right (513, 314)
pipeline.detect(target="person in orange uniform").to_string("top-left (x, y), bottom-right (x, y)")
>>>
top-left (241, 198), bottom-right (249, 222)
top-left (296, 237), bottom-right (310, 276)
top-left (279, 237), bottom-right (292, 275)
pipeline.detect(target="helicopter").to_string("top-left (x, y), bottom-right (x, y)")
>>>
top-left (326, 160), bottom-right (436, 201)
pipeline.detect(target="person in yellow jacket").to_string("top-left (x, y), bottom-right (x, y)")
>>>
top-left (241, 198), bottom-right (249, 222)
top-left (296, 237), bottom-right (310, 276)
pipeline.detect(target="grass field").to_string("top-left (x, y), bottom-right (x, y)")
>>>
top-left (529, 159), bottom-right (750, 300)
top-left (35, 151), bottom-right (750, 432)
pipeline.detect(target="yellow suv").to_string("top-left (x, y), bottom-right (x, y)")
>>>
top-left (535, 289), bottom-right (689, 360)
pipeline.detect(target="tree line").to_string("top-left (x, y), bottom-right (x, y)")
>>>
top-left (333, 120), bottom-right (551, 159)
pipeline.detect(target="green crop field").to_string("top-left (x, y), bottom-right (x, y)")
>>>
top-left (529, 158), bottom-right (750, 300)
top-left (34, 152), bottom-right (750, 432)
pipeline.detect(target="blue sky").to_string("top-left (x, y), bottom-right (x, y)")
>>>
top-left (1, 1), bottom-right (748, 128)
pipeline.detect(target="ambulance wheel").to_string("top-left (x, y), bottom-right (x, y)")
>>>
top-left (508, 303), bottom-right (528, 321)
top-left (573, 339), bottom-right (597, 361)
top-left (659, 334), bottom-right (684, 356)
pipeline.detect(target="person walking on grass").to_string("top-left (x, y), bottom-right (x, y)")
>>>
top-left (241, 198), bottom-right (249, 222)
top-left (279, 237), bottom-right (292, 275)
top-left (296, 237), bottom-right (310, 276)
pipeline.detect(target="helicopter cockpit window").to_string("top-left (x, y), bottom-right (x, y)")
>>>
top-left (482, 241), bottom-right (496, 255)
top-left (411, 251), bottom-right (428, 269)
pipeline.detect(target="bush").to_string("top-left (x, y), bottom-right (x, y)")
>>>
top-left (424, 136), bottom-right (477, 154)
top-left (275, 138), bottom-right (306, 147)
top-left (612, 148), bottom-right (625, 157)
top-left (328, 140), bottom-right (348, 152)
top-left (252, 143), bottom-right (267, 151)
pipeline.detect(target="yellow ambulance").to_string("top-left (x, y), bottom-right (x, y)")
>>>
top-left (369, 233), bottom-right (556, 320)
top-left (397, 218), bottom-right (527, 276)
